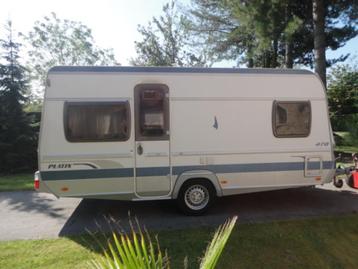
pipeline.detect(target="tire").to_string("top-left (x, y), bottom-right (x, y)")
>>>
top-left (177, 179), bottom-right (216, 215)
top-left (334, 178), bottom-right (344, 188)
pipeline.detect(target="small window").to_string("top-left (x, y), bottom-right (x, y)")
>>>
top-left (273, 101), bottom-right (311, 138)
top-left (64, 101), bottom-right (130, 142)
top-left (135, 84), bottom-right (169, 141)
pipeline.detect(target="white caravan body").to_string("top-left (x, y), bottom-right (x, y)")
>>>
top-left (36, 66), bottom-right (335, 207)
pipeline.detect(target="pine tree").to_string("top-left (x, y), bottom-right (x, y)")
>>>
top-left (0, 21), bottom-right (37, 173)
top-left (186, 0), bottom-right (357, 73)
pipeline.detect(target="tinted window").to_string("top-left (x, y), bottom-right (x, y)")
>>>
top-left (273, 101), bottom-right (311, 137)
top-left (135, 84), bottom-right (169, 141)
top-left (65, 102), bottom-right (130, 142)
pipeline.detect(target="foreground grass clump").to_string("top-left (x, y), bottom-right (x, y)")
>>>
top-left (90, 217), bottom-right (237, 269)
top-left (0, 173), bottom-right (33, 191)
top-left (1, 215), bottom-right (358, 269)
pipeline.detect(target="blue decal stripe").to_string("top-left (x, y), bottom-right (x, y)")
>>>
top-left (41, 161), bottom-right (334, 181)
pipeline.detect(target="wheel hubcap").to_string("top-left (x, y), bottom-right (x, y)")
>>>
top-left (184, 184), bottom-right (209, 210)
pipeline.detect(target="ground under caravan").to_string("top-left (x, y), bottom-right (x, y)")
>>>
top-left (34, 66), bottom-right (335, 214)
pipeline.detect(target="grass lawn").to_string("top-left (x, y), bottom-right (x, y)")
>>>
top-left (1, 214), bottom-right (358, 269)
top-left (0, 173), bottom-right (33, 191)
top-left (335, 131), bottom-right (358, 153)
top-left (335, 145), bottom-right (358, 154)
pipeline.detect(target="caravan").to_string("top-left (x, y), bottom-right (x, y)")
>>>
top-left (35, 66), bottom-right (335, 214)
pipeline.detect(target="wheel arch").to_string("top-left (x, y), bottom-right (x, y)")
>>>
top-left (172, 170), bottom-right (223, 199)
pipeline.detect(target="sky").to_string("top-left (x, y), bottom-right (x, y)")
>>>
top-left (0, 0), bottom-right (357, 68)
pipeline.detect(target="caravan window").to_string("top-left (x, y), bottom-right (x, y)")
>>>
top-left (135, 84), bottom-right (169, 141)
top-left (272, 101), bottom-right (311, 138)
top-left (64, 101), bottom-right (130, 142)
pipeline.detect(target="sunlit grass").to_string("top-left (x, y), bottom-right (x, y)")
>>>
top-left (0, 173), bottom-right (33, 191)
top-left (1, 215), bottom-right (358, 269)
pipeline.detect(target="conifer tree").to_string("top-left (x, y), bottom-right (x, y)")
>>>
top-left (0, 21), bottom-right (37, 173)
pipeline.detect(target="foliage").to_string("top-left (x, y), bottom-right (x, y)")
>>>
top-left (328, 63), bottom-right (358, 141)
top-left (22, 12), bottom-right (119, 98)
top-left (90, 217), bottom-right (237, 269)
top-left (199, 216), bottom-right (237, 269)
top-left (0, 21), bottom-right (37, 173)
top-left (91, 222), bottom-right (170, 269)
top-left (185, 0), bottom-right (357, 68)
top-left (328, 64), bottom-right (358, 117)
top-left (131, 1), bottom-right (208, 67)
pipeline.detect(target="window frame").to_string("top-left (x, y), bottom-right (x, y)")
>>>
top-left (272, 100), bottom-right (312, 138)
top-left (63, 101), bottom-right (131, 143)
top-left (134, 84), bottom-right (170, 141)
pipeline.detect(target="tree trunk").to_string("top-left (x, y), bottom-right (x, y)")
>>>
top-left (272, 38), bottom-right (278, 68)
top-left (247, 45), bottom-right (254, 68)
top-left (285, 40), bottom-right (293, 68)
top-left (312, 0), bottom-right (326, 87)
top-left (247, 58), bottom-right (254, 68)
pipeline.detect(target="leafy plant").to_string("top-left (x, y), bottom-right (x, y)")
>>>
top-left (199, 216), bottom-right (237, 269)
top-left (90, 216), bottom-right (237, 269)
top-left (90, 221), bottom-right (169, 269)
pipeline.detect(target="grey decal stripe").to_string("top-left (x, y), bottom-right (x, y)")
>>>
top-left (323, 161), bottom-right (335, 169)
top-left (49, 66), bottom-right (313, 75)
top-left (41, 168), bottom-right (133, 180)
top-left (41, 161), bottom-right (334, 181)
top-left (174, 162), bottom-right (303, 175)
top-left (136, 166), bottom-right (170, 177)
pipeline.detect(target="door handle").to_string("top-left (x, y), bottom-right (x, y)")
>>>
top-left (137, 144), bottom-right (143, 155)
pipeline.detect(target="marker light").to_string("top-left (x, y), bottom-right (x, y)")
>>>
top-left (34, 172), bottom-right (40, 190)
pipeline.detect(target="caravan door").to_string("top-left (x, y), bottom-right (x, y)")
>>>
top-left (134, 84), bottom-right (171, 197)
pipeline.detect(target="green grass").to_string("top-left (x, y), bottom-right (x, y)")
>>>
top-left (0, 173), bottom-right (33, 191)
top-left (2, 214), bottom-right (358, 269)
top-left (335, 131), bottom-right (358, 153)
top-left (335, 145), bottom-right (358, 153)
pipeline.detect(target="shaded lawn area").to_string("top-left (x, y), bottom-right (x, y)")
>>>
top-left (335, 131), bottom-right (358, 153)
top-left (0, 173), bottom-right (33, 191)
top-left (1, 214), bottom-right (358, 269)
top-left (335, 145), bottom-right (358, 154)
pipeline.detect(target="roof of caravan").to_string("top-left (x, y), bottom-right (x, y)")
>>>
top-left (49, 66), bottom-right (314, 75)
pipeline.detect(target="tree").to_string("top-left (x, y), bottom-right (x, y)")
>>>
top-left (328, 63), bottom-right (358, 117)
top-left (23, 13), bottom-right (119, 98)
top-left (186, 0), bottom-right (357, 72)
top-left (312, 0), bottom-right (358, 87)
top-left (131, 1), bottom-right (208, 67)
top-left (186, 0), bottom-right (306, 68)
top-left (0, 21), bottom-right (37, 173)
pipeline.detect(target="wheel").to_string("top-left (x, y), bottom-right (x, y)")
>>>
top-left (177, 179), bottom-right (216, 215)
top-left (334, 177), bottom-right (344, 188)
